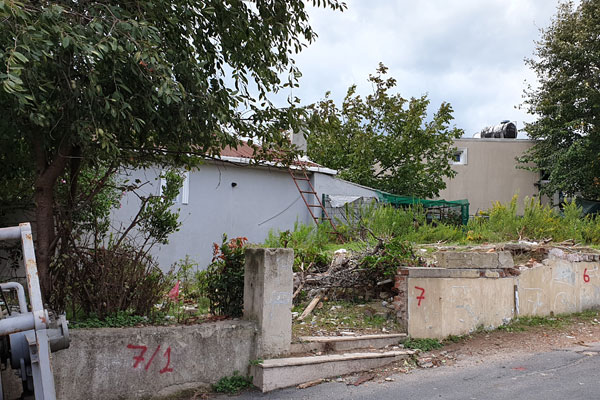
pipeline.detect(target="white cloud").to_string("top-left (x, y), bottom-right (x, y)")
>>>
top-left (284, 0), bottom-right (561, 136)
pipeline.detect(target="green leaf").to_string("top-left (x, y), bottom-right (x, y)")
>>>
top-left (11, 51), bottom-right (28, 63)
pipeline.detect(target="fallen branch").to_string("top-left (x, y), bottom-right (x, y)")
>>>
top-left (298, 294), bottom-right (322, 321)
top-left (292, 281), bottom-right (305, 300)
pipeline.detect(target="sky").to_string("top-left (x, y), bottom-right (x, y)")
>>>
top-left (278, 0), bottom-right (563, 138)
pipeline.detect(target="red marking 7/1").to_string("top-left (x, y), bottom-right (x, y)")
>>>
top-left (127, 344), bottom-right (173, 374)
top-left (415, 286), bottom-right (425, 306)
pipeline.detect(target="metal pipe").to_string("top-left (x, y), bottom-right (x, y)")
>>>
top-left (0, 282), bottom-right (28, 314)
top-left (0, 313), bottom-right (35, 336)
top-left (0, 226), bottom-right (21, 241)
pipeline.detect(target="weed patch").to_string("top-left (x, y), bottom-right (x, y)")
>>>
top-left (212, 371), bottom-right (253, 394)
top-left (402, 337), bottom-right (443, 352)
top-left (70, 311), bottom-right (149, 329)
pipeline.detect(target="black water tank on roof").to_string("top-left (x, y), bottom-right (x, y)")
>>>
top-left (479, 121), bottom-right (517, 138)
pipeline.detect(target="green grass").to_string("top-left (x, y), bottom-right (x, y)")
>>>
top-left (496, 309), bottom-right (600, 333)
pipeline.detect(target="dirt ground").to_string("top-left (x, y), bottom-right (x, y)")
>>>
top-left (443, 316), bottom-right (600, 366)
top-left (335, 311), bottom-right (600, 385)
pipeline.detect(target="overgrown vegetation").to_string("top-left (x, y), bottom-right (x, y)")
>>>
top-left (268, 196), bottom-right (600, 259)
top-left (360, 237), bottom-right (420, 278)
top-left (466, 196), bottom-right (600, 244)
top-left (264, 221), bottom-right (333, 271)
top-left (53, 171), bottom-right (183, 319)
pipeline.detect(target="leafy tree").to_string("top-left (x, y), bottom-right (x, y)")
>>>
top-left (0, 0), bottom-right (345, 297)
top-left (306, 64), bottom-right (463, 199)
top-left (520, 0), bottom-right (600, 201)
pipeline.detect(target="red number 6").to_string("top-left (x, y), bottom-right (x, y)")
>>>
top-left (584, 268), bottom-right (590, 283)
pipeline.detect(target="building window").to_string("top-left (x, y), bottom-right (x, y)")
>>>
top-left (451, 148), bottom-right (468, 165)
top-left (160, 171), bottom-right (189, 204)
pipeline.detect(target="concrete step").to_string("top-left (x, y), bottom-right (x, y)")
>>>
top-left (251, 349), bottom-right (415, 392)
top-left (290, 333), bottom-right (407, 354)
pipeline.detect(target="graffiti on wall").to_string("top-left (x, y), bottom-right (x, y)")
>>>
top-left (127, 344), bottom-right (173, 374)
top-left (415, 286), bottom-right (425, 306)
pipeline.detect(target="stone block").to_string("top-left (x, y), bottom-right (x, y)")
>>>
top-left (435, 251), bottom-right (513, 269)
top-left (484, 270), bottom-right (500, 278)
top-left (405, 267), bottom-right (480, 279)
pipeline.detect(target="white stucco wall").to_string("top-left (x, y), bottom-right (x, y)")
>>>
top-left (112, 162), bottom-right (379, 271)
top-left (312, 174), bottom-right (379, 199)
top-left (113, 162), bottom-right (313, 270)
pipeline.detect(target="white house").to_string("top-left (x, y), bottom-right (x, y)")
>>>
top-left (113, 142), bottom-right (378, 270)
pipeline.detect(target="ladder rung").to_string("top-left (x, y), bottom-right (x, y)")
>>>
top-left (307, 204), bottom-right (323, 207)
top-left (300, 191), bottom-right (317, 194)
top-left (292, 176), bottom-right (310, 181)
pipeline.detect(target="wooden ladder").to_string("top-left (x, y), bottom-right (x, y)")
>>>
top-left (288, 165), bottom-right (338, 234)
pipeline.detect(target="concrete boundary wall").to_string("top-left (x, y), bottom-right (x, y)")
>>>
top-left (52, 321), bottom-right (256, 399)
top-left (396, 250), bottom-right (600, 339)
top-left (2, 248), bottom-right (293, 400)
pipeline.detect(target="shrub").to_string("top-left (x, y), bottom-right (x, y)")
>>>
top-left (199, 235), bottom-right (247, 317)
top-left (172, 255), bottom-right (201, 300)
top-left (53, 242), bottom-right (174, 319)
top-left (51, 169), bottom-right (183, 317)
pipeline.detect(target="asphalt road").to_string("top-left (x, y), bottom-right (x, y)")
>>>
top-left (222, 342), bottom-right (600, 400)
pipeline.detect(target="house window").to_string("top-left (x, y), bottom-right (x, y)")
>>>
top-left (451, 148), bottom-right (468, 165)
top-left (160, 171), bottom-right (189, 204)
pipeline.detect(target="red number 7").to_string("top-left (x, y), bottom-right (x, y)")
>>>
top-left (415, 286), bottom-right (425, 306)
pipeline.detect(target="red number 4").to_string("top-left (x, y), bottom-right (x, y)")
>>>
top-left (415, 286), bottom-right (425, 306)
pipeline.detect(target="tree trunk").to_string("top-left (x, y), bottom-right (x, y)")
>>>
top-left (33, 181), bottom-right (56, 299)
top-left (32, 138), bottom-right (72, 301)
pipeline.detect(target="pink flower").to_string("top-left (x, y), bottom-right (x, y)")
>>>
top-left (168, 281), bottom-right (180, 301)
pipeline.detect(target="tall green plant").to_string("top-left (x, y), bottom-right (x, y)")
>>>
top-left (265, 222), bottom-right (332, 269)
top-left (200, 235), bottom-right (247, 317)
